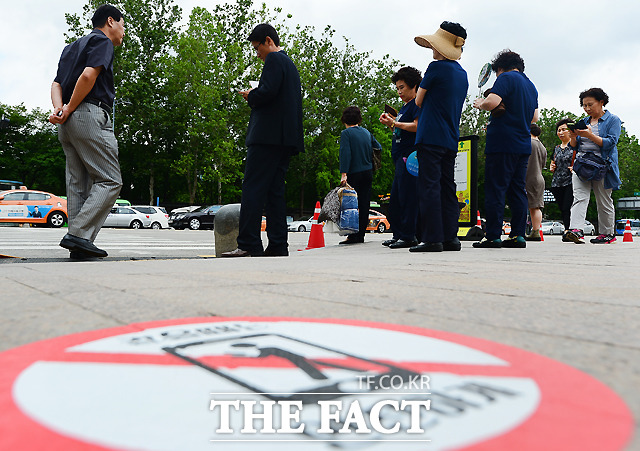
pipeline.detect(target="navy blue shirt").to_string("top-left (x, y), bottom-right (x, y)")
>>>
top-left (54, 29), bottom-right (115, 107)
top-left (339, 126), bottom-right (381, 174)
top-left (391, 99), bottom-right (419, 159)
top-left (485, 71), bottom-right (538, 155)
top-left (416, 60), bottom-right (468, 151)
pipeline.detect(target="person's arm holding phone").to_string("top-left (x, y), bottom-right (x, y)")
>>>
top-left (473, 92), bottom-right (502, 111)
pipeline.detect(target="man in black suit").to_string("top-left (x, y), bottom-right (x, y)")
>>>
top-left (222, 24), bottom-right (304, 257)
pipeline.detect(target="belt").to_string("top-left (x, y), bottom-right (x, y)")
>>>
top-left (84, 98), bottom-right (112, 115)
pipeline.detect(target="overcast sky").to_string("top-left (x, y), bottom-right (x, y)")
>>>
top-left (1, 0), bottom-right (639, 136)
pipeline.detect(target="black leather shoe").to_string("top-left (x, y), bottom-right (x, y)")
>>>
top-left (443, 237), bottom-right (462, 251)
top-left (221, 248), bottom-right (252, 257)
top-left (339, 238), bottom-right (364, 245)
top-left (60, 234), bottom-right (108, 257)
top-left (263, 247), bottom-right (289, 257)
top-left (409, 242), bottom-right (443, 252)
top-left (382, 238), bottom-right (398, 247)
top-left (388, 239), bottom-right (418, 249)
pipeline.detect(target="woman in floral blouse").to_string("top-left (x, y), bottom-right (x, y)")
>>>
top-left (549, 118), bottom-right (574, 241)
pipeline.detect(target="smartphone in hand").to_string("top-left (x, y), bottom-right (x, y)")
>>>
top-left (567, 120), bottom-right (588, 131)
top-left (384, 104), bottom-right (397, 117)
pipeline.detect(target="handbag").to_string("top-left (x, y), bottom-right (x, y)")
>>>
top-left (572, 152), bottom-right (610, 182)
top-left (318, 187), bottom-right (340, 223)
top-left (371, 134), bottom-right (382, 171)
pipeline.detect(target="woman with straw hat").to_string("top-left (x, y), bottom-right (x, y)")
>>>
top-left (408, 21), bottom-right (469, 253)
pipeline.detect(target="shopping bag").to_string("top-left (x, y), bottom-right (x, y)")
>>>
top-left (338, 185), bottom-right (359, 234)
top-left (318, 187), bottom-right (341, 224)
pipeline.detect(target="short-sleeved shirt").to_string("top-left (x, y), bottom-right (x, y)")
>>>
top-left (54, 29), bottom-right (115, 107)
top-left (391, 99), bottom-right (419, 159)
top-left (485, 71), bottom-right (538, 155)
top-left (551, 144), bottom-right (574, 187)
top-left (415, 60), bottom-right (468, 151)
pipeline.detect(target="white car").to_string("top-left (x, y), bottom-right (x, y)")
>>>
top-left (131, 205), bottom-right (169, 229)
top-left (288, 217), bottom-right (314, 232)
top-left (583, 220), bottom-right (596, 236)
top-left (540, 221), bottom-right (564, 235)
top-left (103, 207), bottom-right (151, 229)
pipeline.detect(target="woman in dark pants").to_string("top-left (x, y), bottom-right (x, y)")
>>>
top-left (379, 66), bottom-right (421, 249)
top-left (549, 118), bottom-right (574, 239)
top-left (339, 106), bottom-right (381, 244)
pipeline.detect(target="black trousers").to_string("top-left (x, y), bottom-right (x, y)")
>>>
top-left (347, 169), bottom-right (372, 241)
top-left (417, 143), bottom-right (459, 243)
top-left (237, 144), bottom-right (291, 254)
top-left (551, 184), bottom-right (573, 230)
top-left (388, 155), bottom-right (418, 241)
top-left (485, 153), bottom-right (529, 240)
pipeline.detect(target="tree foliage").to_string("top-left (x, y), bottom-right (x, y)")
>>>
top-left (56, 0), bottom-right (400, 212)
top-left (3, 0), bottom-right (638, 222)
top-left (0, 103), bottom-right (65, 194)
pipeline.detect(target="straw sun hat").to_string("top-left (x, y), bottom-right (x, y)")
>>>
top-left (415, 27), bottom-right (465, 60)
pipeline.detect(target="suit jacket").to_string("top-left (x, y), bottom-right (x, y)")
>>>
top-left (245, 50), bottom-right (304, 155)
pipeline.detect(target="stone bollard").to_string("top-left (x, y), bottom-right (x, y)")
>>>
top-left (214, 203), bottom-right (241, 257)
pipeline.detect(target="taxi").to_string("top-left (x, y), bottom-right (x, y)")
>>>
top-left (0, 189), bottom-right (68, 227)
top-left (367, 210), bottom-right (391, 233)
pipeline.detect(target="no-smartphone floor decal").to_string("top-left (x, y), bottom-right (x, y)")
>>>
top-left (0, 317), bottom-right (633, 450)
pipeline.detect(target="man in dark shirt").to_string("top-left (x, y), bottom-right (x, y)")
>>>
top-left (472, 50), bottom-right (539, 249)
top-left (29, 206), bottom-right (42, 218)
top-left (222, 24), bottom-right (304, 257)
top-left (49, 5), bottom-right (125, 259)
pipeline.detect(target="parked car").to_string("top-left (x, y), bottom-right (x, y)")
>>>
top-left (170, 205), bottom-right (222, 230)
top-left (367, 210), bottom-right (390, 233)
top-left (0, 189), bottom-right (67, 228)
top-left (170, 206), bottom-right (200, 215)
top-left (131, 205), bottom-right (169, 229)
top-left (583, 220), bottom-right (596, 236)
top-left (103, 207), bottom-right (151, 229)
top-left (615, 219), bottom-right (640, 236)
top-left (540, 221), bottom-right (564, 235)
top-left (288, 217), bottom-right (314, 232)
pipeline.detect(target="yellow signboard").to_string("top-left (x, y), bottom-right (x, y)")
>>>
top-left (455, 135), bottom-right (478, 227)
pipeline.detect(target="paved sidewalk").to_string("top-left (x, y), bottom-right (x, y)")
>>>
top-left (1, 232), bottom-right (638, 449)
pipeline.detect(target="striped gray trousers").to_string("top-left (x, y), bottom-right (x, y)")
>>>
top-left (58, 102), bottom-right (122, 242)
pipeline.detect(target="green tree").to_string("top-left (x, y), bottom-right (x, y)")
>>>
top-left (282, 23), bottom-right (398, 214)
top-left (614, 128), bottom-right (640, 219)
top-left (165, 1), bottom-right (260, 204)
top-left (0, 103), bottom-right (65, 194)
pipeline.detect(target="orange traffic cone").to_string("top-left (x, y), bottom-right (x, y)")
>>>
top-left (306, 201), bottom-right (325, 249)
top-left (476, 210), bottom-right (482, 227)
top-left (540, 230), bottom-right (544, 242)
top-left (623, 220), bottom-right (634, 242)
